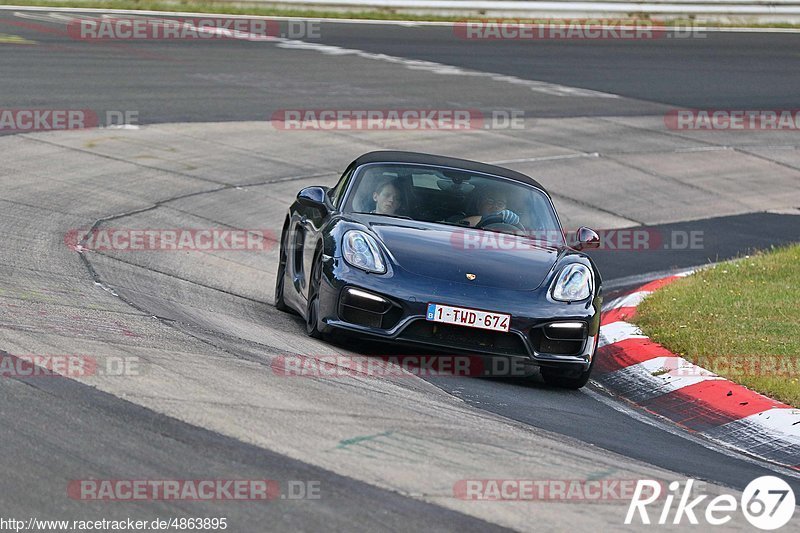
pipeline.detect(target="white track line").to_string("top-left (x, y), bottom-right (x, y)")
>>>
top-left (10, 8), bottom-right (620, 98)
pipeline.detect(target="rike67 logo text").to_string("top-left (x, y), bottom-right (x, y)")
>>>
top-left (626, 477), bottom-right (795, 530)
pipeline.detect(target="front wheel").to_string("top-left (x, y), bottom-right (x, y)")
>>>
top-left (305, 253), bottom-right (324, 339)
top-left (274, 237), bottom-right (290, 312)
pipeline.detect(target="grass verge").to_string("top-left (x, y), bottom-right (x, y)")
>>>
top-left (635, 244), bottom-right (800, 407)
top-left (4, 0), bottom-right (800, 28)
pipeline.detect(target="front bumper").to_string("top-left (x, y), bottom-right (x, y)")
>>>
top-left (318, 256), bottom-right (601, 370)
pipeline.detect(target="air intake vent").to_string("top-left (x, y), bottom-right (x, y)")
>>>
top-left (338, 288), bottom-right (402, 330)
top-left (530, 322), bottom-right (587, 355)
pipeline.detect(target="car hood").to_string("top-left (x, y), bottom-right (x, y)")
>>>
top-left (364, 218), bottom-right (562, 291)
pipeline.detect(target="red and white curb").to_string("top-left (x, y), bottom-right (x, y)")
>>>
top-left (596, 272), bottom-right (800, 470)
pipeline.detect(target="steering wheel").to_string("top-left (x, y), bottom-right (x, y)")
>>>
top-left (432, 207), bottom-right (467, 224)
top-left (475, 213), bottom-right (525, 232)
top-left (479, 222), bottom-right (527, 235)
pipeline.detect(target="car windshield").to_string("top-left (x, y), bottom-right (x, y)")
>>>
top-left (343, 163), bottom-right (564, 245)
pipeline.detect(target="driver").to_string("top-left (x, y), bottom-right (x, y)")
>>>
top-left (460, 187), bottom-right (520, 228)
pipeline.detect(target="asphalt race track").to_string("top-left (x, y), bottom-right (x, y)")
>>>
top-left (3, 11), bottom-right (800, 123)
top-left (1, 8), bottom-right (799, 531)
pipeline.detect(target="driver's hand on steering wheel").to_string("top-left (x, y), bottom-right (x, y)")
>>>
top-left (479, 209), bottom-right (520, 227)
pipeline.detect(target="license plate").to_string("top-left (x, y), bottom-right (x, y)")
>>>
top-left (426, 303), bottom-right (510, 332)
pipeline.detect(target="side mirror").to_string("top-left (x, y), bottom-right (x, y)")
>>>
top-left (297, 186), bottom-right (330, 212)
top-left (574, 226), bottom-right (600, 250)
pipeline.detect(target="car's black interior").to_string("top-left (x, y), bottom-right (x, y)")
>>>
top-left (347, 164), bottom-right (561, 240)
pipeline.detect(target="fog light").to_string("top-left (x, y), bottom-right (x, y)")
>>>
top-left (346, 288), bottom-right (386, 304)
top-left (544, 322), bottom-right (587, 341)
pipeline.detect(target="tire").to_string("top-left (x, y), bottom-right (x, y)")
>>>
top-left (305, 252), bottom-right (324, 339)
top-left (541, 358), bottom-right (594, 390)
top-left (274, 230), bottom-right (290, 312)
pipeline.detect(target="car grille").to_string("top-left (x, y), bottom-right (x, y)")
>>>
top-left (399, 320), bottom-right (528, 356)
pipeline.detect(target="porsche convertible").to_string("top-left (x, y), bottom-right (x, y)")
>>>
top-left (274, 151), bottom-right (602, 388)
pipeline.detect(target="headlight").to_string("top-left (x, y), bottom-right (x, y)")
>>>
top-left (551, 264), bottom-right (592, 302)
top-left (343, 230), bottom-right (386, 274)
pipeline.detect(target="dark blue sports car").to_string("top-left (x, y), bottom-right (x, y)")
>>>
top-left (275, 151), bottom-right (602, 388)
